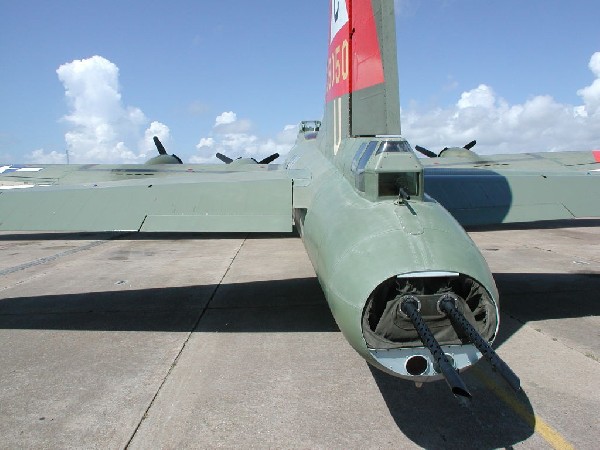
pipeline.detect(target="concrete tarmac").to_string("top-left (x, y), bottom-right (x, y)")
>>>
top-left (0, 220), bottom-right (598, 449)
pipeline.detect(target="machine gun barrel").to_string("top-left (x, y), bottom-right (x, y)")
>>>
top-left (438, 295), bottom-right (521, 392)
top-left (400, 296), bottom-right (472, 400)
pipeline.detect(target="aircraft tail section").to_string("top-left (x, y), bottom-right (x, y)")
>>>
top-left (322, 0), bottom-right (400, 152)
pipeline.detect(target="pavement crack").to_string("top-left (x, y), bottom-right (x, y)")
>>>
top-left (124, 235), bottom-right (248, 449)
top-left (585, 352), bottom-right (600, 363)
top-left (0, 234), bottom-right (126, 277)
top-left (525, 319), bottom-right (599, 363)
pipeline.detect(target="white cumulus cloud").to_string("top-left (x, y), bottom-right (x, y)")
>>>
top-left (403, 52), bottom-right (600, 154)
top-left (28, 55), bottom-right (170, 164)
top-left (214, 111), bottom-right (237, 126)
top-left (576, 52), bottom-right (600, 117)
top-left (457, 84), bottom-right (496, 110)
top-left (213, 111), bottom-right (252, 134)
top-left (196, 137), bottom-right (214, 148)
top-left (141, 121), bottom-right (170, 159)
top-left (28, 149), bottom-right (67, 164)
top-left (192, 111), bottom-right (297, 163)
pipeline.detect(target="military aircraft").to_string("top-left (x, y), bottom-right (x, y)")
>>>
top-left (1, 0), bottom-right (599, 401)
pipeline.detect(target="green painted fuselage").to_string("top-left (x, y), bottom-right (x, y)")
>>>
top-left (285, 130), bottom-right (499, 379)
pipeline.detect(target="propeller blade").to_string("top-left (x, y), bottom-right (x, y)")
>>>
top-left (258, 153), bottom-right (280, 165)
top-left (415, 145), bottom-right (438, 158)
top-left (464, 140), bottom-right (477, 150)
top-left (153, 136), bottom-right (167, 155)
top-left (216, 152), bottom-right (233, 164)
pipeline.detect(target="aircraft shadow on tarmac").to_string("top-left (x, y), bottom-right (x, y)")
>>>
top-left (465, 217), bottom-right (600, 232)
top-left (0, 231), bottom-right (294, 242)
top-left (370, 362), bottom-right (536, 449)
top-left (0, 277), bottom-right (337, 333)
top-left (493, 272), bottom-right (600, 342)
top-left (370, 362), bottom-right (536, 448)
top-left (0, 272), bottom-right (596, 334)
top-left (1, 228), bottom-right (597, 449)
top-left (0, 275), bottom-right (543, 448)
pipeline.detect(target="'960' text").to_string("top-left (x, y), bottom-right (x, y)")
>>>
top-left (327, 39), bottom-right (349, 93)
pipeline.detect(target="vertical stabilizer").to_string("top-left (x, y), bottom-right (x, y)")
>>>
top-left (322, 0), bottom-right (400, 152)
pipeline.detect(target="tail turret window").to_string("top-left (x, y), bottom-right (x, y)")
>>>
top-left (349, 139), bottom-right (424, 200)
top-left (375, 141), bottom-right (413, 155)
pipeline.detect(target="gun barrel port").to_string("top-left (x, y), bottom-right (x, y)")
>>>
top-left (433, 354), bottom-right (455, 373)
top-left (405, 355), bottom-right (429, 375)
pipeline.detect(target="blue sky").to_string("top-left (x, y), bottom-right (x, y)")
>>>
top-left (397, 0), bottom-right (599, 108)
top-left (1, 0), bottom-right (599, 163)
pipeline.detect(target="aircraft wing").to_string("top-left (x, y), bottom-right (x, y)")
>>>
top-left (422, 150), bottom-right (600, 226)
top-left (0, 164), bottom-right (292, 232)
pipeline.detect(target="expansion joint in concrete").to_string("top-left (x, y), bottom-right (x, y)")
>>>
top-left (123, 235), bottom-right (248, 449)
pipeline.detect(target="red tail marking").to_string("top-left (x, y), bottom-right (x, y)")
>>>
top-left (326, 0), bottom-right (384, 102)
top-left (593, 150), bottom-right (600, 162)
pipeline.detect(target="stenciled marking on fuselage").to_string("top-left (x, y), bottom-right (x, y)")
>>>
top-left (0, 165), bottom-right (44, 174)
top-left (333, 97), bottom-right (342, 155)
top-left (326, 39), bottom-right (349, 94)
top-left (326, 0), bottom-right (384, 102)
top-left (327, 0), bottom-right (349, 99)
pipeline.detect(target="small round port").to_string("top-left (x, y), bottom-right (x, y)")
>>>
top-left (405, 355), bottom-right (429, 375)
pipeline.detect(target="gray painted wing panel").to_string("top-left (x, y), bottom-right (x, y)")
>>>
top-left (0, 175), bottom-right (292, 232)
top-left (425, 169), bottom-right (600, 226)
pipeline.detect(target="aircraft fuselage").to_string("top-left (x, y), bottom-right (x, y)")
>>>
top-left (284, 131), bottom-right (501, 386)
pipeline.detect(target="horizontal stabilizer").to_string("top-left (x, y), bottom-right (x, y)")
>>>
top-left (425, 169), bottom-right (600, 226)
top-left (0, 172), bottom-right (292, 233)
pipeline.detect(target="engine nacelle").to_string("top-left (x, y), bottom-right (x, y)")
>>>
top-left (145, 154), bottom-right (183, 165)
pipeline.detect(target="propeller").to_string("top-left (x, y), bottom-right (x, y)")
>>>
top-left (257, 153), bottom-right (280, 165)
top-left (415, 140), bottom-right (477, 158)
top-left (414, 145), bottom-right (438, 158)
top-left (215, 152), bottom-right (280, 165)
top-left (153, 136), bottom-right (168, 155)
top-left (463, 140), bottom-right (477, 150)
top-left (216, 152), bottom-right (233, 164)
top-left (147, 136), bottom-right (183, 164)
